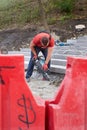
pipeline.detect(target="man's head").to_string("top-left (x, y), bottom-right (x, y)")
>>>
top-left (41, 37), bottom-right (49, 47)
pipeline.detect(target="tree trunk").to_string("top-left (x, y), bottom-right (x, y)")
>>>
top-left (37, 0), bottom-right (50, 31)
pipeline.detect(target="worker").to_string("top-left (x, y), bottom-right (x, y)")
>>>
top-left (26, 32), bottom-right (55, 82)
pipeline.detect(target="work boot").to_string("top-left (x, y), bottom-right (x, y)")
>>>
top-left (26, 77), bottom-right (30, 82)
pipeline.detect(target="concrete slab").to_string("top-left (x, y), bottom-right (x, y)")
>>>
top-left (51, 59), bottom-right (66, 66)
top-left (50, 64), bottom-right (66, 74)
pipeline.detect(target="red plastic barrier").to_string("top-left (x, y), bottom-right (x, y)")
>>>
top-left (0, 78), bottom-right (2, 130)
top-left (0, 55), bottom-right (45, 130)
top-left (46, 56), bottom-right (87, 130)
top-left (86, 72), bottom-right (87, 130)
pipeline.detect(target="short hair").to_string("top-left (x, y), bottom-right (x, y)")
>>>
top-left (41, 37), bottom-right (49, 46)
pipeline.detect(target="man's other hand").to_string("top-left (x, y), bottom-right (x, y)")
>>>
top-left (42, 63), bottom-right (48, 71)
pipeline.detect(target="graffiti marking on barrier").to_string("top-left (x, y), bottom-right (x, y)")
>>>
top-left (17, 94), bottom-right (36, 129)
top-left (0, 66), bottom-right (15, 84)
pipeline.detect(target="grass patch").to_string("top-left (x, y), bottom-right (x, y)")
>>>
top-left (47, 17), bottom-right (57, 25)
top-left (59, 14), bottom-right (73, 21)
top-left (0, 0), bottom-right (39, 28)
top-left (0, 0), bottom-right (76, 29)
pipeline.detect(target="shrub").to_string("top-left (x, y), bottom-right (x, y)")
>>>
top-left (58, 0), bottom-right (75, 13)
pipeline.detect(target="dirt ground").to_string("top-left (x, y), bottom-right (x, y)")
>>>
top-left (0, 18), bottom-right (87, 51)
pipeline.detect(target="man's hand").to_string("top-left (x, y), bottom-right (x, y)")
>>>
top-left (42, 63), bottom-right (48, 71)
top-left (33, 55), bottom-right (37, 60)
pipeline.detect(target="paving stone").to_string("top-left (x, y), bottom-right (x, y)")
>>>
top-left (50, 65), bottom-right (66, 74)
top-left (52, 54), bottom-right (67, 59)
top-left (51, 59), bottom-right (66, 66)
top-left (8, 51), bottom-right (31, 55)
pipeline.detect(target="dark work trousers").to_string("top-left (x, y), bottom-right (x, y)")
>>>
top-left (26, 46), bottom-right (50, 79)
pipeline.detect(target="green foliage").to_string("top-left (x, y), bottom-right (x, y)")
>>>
top-left (47, 17), bottom-right (57, 25)
top-left (58, 0), bottom-right (75, 13)
top-left (0, 0), bottom-right (13, 9)
top-left (0, 0), bottom-right (25, 10)
top-left (0, 0), bottom-right (39, 28)
top-left (45, 0), bottom-right (56, 13)
top-left (0, 0), bottom-right (76, 29)
top-left (59, 14), bottom-right (73, 22)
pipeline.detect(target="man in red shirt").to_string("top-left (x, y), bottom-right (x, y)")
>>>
top-left (26, 32), bottom-right (55, 82)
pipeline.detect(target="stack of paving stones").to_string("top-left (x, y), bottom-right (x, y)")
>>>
top-left (8, 35), bottom-right (87, 74)
top-left (7, 35), bottom-right (87, 99)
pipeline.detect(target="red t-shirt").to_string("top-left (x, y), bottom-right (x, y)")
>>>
top-left (32, 33), bottom-right (54, 48)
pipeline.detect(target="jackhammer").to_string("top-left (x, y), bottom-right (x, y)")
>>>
top-left (32, 57), bottom-right (64, 85)
top-left (33, 56), bottom-right (50, 81)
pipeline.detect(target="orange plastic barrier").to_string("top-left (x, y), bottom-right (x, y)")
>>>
top-left (0, 55), bottom-right (45, 130)
top-left (46, 56), bottom-right (87, 130)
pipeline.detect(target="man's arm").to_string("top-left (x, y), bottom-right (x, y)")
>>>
top-left (45, 47), bottom-right (54, 64)
top-left (29, 41), bottom-right (37, 56)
